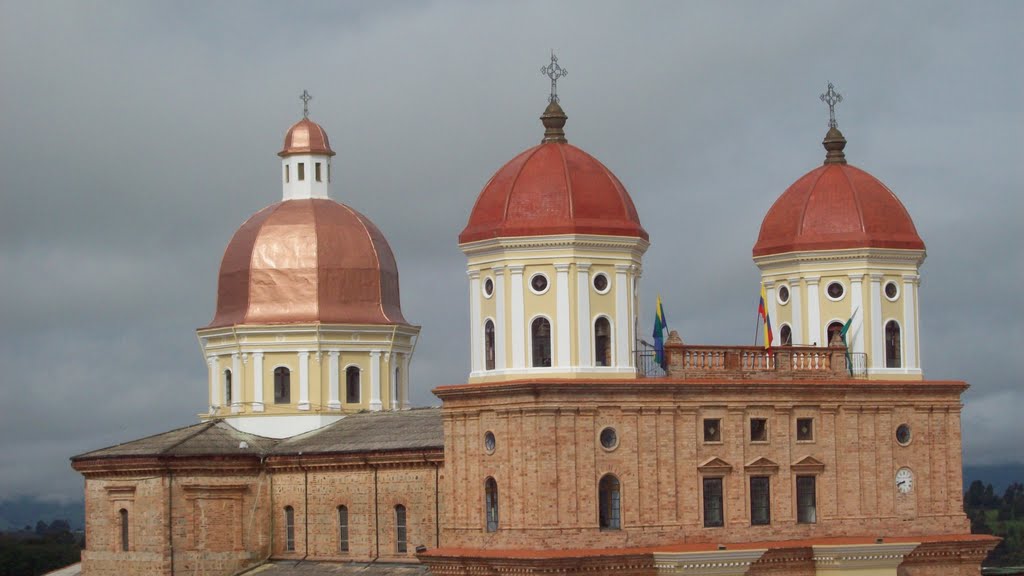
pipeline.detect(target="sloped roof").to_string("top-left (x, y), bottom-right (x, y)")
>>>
top-left (72, 421), bottom-right (279, 460)
top-left (272, 407), bottom-right (443, 455)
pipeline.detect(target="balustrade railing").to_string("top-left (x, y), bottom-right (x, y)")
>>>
top-left (638, 340), bottom-right (868, 380)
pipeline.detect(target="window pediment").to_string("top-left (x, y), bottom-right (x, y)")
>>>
top-left (697, 457), bottom-right (733, 474)
top-left (792, 455), bottom-right (826, 473)
top-left (745, 457), bottom-right (780, 473)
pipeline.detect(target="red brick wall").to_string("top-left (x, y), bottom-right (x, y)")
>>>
top-left (81, 476), bottom-right (169, 576)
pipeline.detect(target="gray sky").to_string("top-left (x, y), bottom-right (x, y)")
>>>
top-left (1, 1), bottom-right (1021, 501)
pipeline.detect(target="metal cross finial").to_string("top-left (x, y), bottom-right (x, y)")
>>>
top-left (540, 51), bottom-right (568, 103)
top-left (300, 90), bottom-right (312, 119)
top-left (820, 82), bottom-right (843, 129)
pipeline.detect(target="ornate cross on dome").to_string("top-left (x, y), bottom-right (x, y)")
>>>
top-left (541, 51), bottom-right (568, 103)
top-left (820, 82), bottom-right (843, 128)
top-left (300, 90), bottom-right (312, 119)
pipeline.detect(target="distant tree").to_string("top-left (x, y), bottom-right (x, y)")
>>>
top-left (970, 509), bottom-right (992, 535)
top-left (34, 521), bottom-right (47, 535)
top-left (967, 480), bottom-right (987, 508)
top-left (46, 519), bottom-right (70, 535)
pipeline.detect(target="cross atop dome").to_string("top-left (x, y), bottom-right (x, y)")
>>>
top-left (300, 89), bottom-right (312, 119)
top-left (541, 51), bottom-right (568, 104)
top-left (540, 52), bottom-right (569, 144)
top-left (820, 82), bottom-right (842, 129)
top-left (819, 82), bottom-right (847, 165)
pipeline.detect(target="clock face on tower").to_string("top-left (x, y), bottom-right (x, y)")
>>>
top-left (896, 467), bottom-right (914, 494)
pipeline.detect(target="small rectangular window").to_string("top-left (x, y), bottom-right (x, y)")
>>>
top-left (797, 418), bottom-right (814, 441)
top-left (298, 162), bottom-right (305, 181)
top-left (750, 476), bottom-right (771, 525)
top-left (703, 418), bottom-right (722, 443)
top-left (750, 418), bottom-right (768, 442)
top-left (395, 505), bottom-right (407, 553)
top-left (338, 506), bottom-right (349, 552)
top-left (797, 476), bottom-right (817, 524)
top-left (315, 162), bottom-right (322, 182)
top-left (285, 164), bottom-right (290, 183)
top-left (703, 477), bottom-right (724, 527)
top-left (285, 507), bottom-right (295, 551)
top-left (328, 163), bottom-right (331, 182)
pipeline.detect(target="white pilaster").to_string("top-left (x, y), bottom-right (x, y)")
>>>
top-left (764, 280), bottom-right (778, 345)
top-left (849, 274), bottom-right (864, 355)
top-left (328, 351), bottom-right (340, 410)
top-left (369, 350), bottom-right (382, 411)
top-left (903, 274), bottom-right (919, 370)
top-left (392, 354), bottom-right (402, 411)
top-left (870, 274), bottom-right (884, 369)
top-left (297, 351), bottom-right (310, 411)
top-left (252, 352), bottom-right (265, 412)
top-left (401, 353), bottom-right (412, 409)
top-left (788, 278), bottom-right (803, 345)
top-left (509, 265), bottom-right (526, 369)
top-left (492, 266), bottom-right (507, 370)
top-left (231, 353), bottom-right (242, 413)
top-left (469, 270), bottom-right (482, 374)
top-left (805, 276), bottom-right (821, 346)
top-left (576, 263), bottom-right (592, 368)
top-left (614, 265), bottom-right (630, 368)
top-left (207, 356), bottom-right (217, 413)
top-left (554, 263), bottom-right (571, 368)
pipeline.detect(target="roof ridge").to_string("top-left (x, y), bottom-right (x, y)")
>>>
top-left (838, 165), bottom-right (866, 234)
top-left (558, 144), bottom-right (574, 219)
top-left (160, 421), bottom-right (219, 455)
top-left (502, 145), bottom-right (545, 222)
top-left (797, 166), bottom-right (829, 238)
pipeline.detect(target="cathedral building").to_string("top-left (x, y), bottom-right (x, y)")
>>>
top-left (71, 70), bottom-right (997, 575)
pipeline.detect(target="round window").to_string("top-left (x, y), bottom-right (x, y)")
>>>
top-left (599, 427), bottom-right (618, 450)
top-left (530, 273), bottom-right (549, 294)
top-left (884, 281), bottom-right (899, 301)
top-left (896, 424), bottom-right (912, 446)
top-left (777, 285), bottom-right (790, 305)
top-left (593, 273), bottom-right (609, 293)
top-left (484, 431), bottom-right (496, 453)
top-left (483, 277), bottom-right (494, 298)
top-left (826, 281), bottom-right (845, 300)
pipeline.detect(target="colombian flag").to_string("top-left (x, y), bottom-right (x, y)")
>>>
top-left (758, 284), bottom-right (773, 351)
top-left (653, 295), bottom-right (668, 369)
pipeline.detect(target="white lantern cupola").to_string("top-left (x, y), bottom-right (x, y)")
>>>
top-left (279, 90), bottom-right (335, 201)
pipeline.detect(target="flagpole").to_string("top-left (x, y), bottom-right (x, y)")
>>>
top-left (753, 301), bottom-right (761, 347)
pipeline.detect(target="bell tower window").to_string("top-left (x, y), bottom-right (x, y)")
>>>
top-left (885, 320), bottom-right (902, 368)
top-left (274, 367), bottom-right (291, 404)
top-left (346, 366), bottom-right (361, 403)
top-left (315, 162), bottom-right (322, 182)
top-left (485, 477), bottom-right (499, 532)
top-left (119, 508), bottom-right (129, 551)
top-left (285, 164), bottom-right (290, 183)
top-left (595, 317), bottom-right (611, 367)
top-left (297, 162), bottom-right (305, 181)
top-left (780, 324), bottom-right (792, 346)
top-left (531, 317), bottom-right (552, 367)
top-left (484, 320), bottom-right (496, 371)
top-left (826, 321), bottom-right (844, 346)
top-left (223, 369), bottom-right (232, 406)
top-left (598, 474), bottom-right (621, 530)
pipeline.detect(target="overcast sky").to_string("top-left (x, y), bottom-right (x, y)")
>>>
top-left (1, 1), bottom-right (1021, 501)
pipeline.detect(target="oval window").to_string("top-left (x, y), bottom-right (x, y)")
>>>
top-left (777, 285), bottom-right (790, 305)
top-left (483, 277), bottom-right (494, 298)
top-left (484, 431), bottom-right (496, 453)
top-left (826, 281), bottom-right (845, 300)
top-left (600, 427), bottom-right (618, 450)
top-left (884, 281), bottom-right (899, 301)
top-left (530, 273), bottom-right (549, 294)
top-left (896, 424), bottom-right (912, 446)
top-left (593, 273), bottom-right (609, 293)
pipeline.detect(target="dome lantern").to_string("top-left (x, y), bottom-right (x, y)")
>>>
top-left (279, 90), bottom-right (335, 201)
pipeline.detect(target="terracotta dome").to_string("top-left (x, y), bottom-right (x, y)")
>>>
top-left (752, 129), bottom-right (925, 257)
top-left (459, 102), bottom-right (647, 244)
top-left (207, 199), bottom-right (406, 328)
top-left (279, 118), bottom-right (335, 157)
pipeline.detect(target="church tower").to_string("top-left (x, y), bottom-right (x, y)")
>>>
top-left (459, 56), bottom-right (649, 382)
top-left (753, 84), bottom-right (926, 379)
top-left (196, 92), bottom-right (420, 437)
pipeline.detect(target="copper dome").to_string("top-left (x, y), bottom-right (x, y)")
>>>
top-left (279, 118), bottom-right (336, 157)
top-left (753, 129), bottom-right (925, 257)
top-left (207, 199), bottom-right (407, 328)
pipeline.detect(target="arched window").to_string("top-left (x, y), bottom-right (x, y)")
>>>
top-left (485, 478), bottom-right (499, 532)
top-left (394, 505), bottom-right (407, 553)
top-left (598, 474), bottom-right (621, 530)
top-left (780, 324), bottom-right (792, 346)
top-left (826, 321), bottom-right (844, 347)
top-left (284, 506), bottom-right (295, 551)
top-left (119, 508), bottom-right (129, 551)
top-left (885, 320), bottom-right (902, 368)
top-left (531, 317), bottom-right (552, 368)
top-left (595, 317), bottom-right (612, 367)
top-left (223, 369), bottom-right (232, 405)
top-left (274, 367), bottom-right (291, 404)
top-left (484, 320), bottom-right (496, 371)
top-left (346, 366), bottom-right (360, 404)
top-left (337, 505), bottom-right (349, 552)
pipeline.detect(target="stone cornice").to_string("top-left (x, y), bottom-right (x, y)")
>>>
top-left (812, 542), bottom-right (920, 570)
top-left (653, 549), bottom-right (767, 574)
top-left (460, 233), bottom-right (650, 255)
top-left (753, 247), bottom-right (926, 268)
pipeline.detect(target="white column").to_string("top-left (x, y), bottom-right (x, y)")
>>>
top-left (392, 353), bottom-right (402, 410)
top-left (614, 265), bottom-right (630, 369)
top-left (297, 351), bottom-right (310, 410)
top-left (492, 266), bottom-right (507, 370)
top-left (469, 270), bottom-right (482, 374)
top-left (805, 276), bottom-right (821, 346)
top-left (903, 274), bottom-right (919, 371)
top-left (509, 265), bottom-right (526, 369)
top-left (764, 280), bottom-right (778, 344)
top-left (252, 352), bottom-right (265, 412)
top-left (369, 350), bottom-right (382, 411)
top-left (870, 274), bottom-right (884, 369)
top-left (207, 356), bottom-right (217, 412)
top-left (788, 278), bottom-right (803, 345)
top-left (328, 351), bottom-right (340, 409)
top-left (401, 353), bottom-right (412, 409)
top-left (231, 353), bottom-right (242, 413)
top-left (576, 263), bottom-right (592, 368)
top-left (383, 352), bottom-right (392, 409)
top-left (554, 263), bottom-right (571, 369)
top-left (849, 274), bottom-right (865, 356)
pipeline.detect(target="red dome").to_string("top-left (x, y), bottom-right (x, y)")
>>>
top-left (207, 199), bottom-right (406, 328)
top-left (460, 142), bottom-right (647, 244)
top-left (279, 118), bottom-right (335, 157)
top-left (753, 150), bottom-right (925, 257)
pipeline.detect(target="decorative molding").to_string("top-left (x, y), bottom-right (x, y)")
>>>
top-left (653, 549), bottom-right (767, 575)
top-left (792, 455), bottom-right (826, 473)
top-left (697, 457), bottom-right (734, 474)
top-left (812, 542), bottom-right (919, 570)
